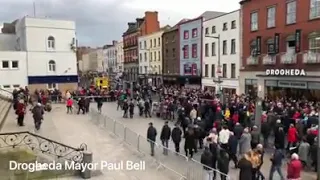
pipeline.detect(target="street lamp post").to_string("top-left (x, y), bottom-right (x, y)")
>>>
top-left (205, 34), bottom-right (224, 103)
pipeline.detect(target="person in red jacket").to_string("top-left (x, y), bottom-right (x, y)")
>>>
top-left (16, 99), bottom-right (26, 126)
top-left (287, 124), bottom-right (298, 151)
top-left (292, 110), bottom-right (301, 122)
top-left (287, 153), bottom-right (302, 180)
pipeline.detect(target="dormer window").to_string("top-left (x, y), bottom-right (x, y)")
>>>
top-left (48, 36), bottom-right (55, 49)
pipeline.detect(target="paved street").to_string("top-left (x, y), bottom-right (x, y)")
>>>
top-left (2, 104), bottom-right (174, 180)
top-left (95, 102), bottom-right (317, 180)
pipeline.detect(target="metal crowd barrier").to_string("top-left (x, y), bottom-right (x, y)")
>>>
top-left (89, 108), bottom-right (231, 180)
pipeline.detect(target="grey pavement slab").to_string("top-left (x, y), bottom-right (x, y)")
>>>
top-left (96, 102), bottom-right (317, 180)
top-left (2, 104), bottom-right (175, 180)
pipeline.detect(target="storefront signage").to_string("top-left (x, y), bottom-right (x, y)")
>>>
top-left (295, 29), bottom-right (301, 53)
top-left (274, 33), bottom-right (280, 53)
top-left (278, 81), bottom-right (307, 89)
top-left (256, 36), bottom-right (261, 55)
top-left (265, 69), bottom-right (306, 76)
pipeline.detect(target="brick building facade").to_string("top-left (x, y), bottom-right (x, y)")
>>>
top-left (239, 0), bottom-right (320, 99)
top-left (122, 11), bottom-right (159, 84)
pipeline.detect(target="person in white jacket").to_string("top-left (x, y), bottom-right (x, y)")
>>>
top-left (218, 125), bottom-right (230, 150)
top-left (189, 107), bottom-right (197, 122)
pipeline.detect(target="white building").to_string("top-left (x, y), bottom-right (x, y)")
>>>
top-left (79, 53), bottom-right (90, 72)
top-left (87, 48), bottom-right (104, 72)
top-left (116, 41), bottom-right (124, 72)
top-left (202, 10), bottom-right (240, 94)
top-left (0, 16), bottom-right (78, 93)
top-left (138, 30), bottom-right (166, 75)
top-left (103, 41), bottom-right (117, 72)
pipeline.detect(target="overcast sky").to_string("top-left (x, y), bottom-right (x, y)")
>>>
top-left (0, 0), bottom-right (240, 47)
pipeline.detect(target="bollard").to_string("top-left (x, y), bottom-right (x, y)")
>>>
top-left (80, 151), bottom-right (93, 179)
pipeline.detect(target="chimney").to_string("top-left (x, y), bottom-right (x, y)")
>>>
top-left (112, 40), bottom-right (117, 45)
top-left (136, 18), bottom-right (144, 26)
top-left (128, 22), bottom-right (136, 28)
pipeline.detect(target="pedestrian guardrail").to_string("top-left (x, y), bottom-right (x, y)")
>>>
top-left (89, 108), bottom-right (231, 180)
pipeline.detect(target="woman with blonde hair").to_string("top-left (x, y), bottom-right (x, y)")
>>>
top-left (238, 151), bottom-right (253, 180)
top-left (250, 150), bottom-right (262, 180)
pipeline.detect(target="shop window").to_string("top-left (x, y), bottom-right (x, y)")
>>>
top-left (231, 63), bottom-right (236, 78)
top-left (205, 27), bottom-right (209, 35)
top-left (1, 61), bottom-right (9, 69)
top-left (211, 64), bottom-right (215, 77)
top-left (212, 26), bottom-right (216, 34)
top-left (184, 30), bottom-right (189, 39)
top-left (192, 28), bottom-right (198, 38)
top-left (286, 1), bottom-right (296, 24)
top-left (204, 64), bottom-right (208, 77)
top-left (310, 0), bottom-right (320, 19)
top-left (223, 40), bottom-right (227, 55)
top-left (205, 43), bottom-right (209, 57)
top-left (231, 20), bottom-right (236, 29)
top-left (183, 45), bottom-right (189, 59)
top-left (223, 23), bottom-right (228, 31)
top-left (286, 39), bottom-right (296, 54)
top-left (267, 6), bottom-right (276, 28)
top-left (192, 44), bottom-right (197, 58)
top-left (309, 36), bottom-right (320, 53)
top-left (250, 12), bottom-right (258, 31)
top-left (222, 64), bottom-right (227, 78)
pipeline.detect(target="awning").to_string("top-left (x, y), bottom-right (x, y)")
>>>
top-left (266, 38), bottom-right (274, 44)
top-left (308, 31), bottom-right (320, 38)
top-left (286, 34), bottom-right (295, 41)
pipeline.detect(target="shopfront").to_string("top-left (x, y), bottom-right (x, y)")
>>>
top-left (255, 68), bottom-right (320, 100)
top-left (265, 80), bottom-right (320, 100)
top-left (244, 79), bottom-right (258, 97)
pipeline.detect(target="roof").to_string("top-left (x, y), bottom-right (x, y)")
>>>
top-left (199, 11), bottom-right (226, 21)
top-left (239, 0), bottom-right (250, 5)
top-left (123, 22), bottom-right (138, 36)
top-left (203, 9), bottom-right (240, 22)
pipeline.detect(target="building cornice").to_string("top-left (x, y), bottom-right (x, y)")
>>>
top-left (239, 0), bottom-right (250, 5)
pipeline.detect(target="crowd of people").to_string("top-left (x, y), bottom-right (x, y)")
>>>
top-left (115, 85), bottom-right (318, 180)
top-left (10, 84), bottom-right (319, 179)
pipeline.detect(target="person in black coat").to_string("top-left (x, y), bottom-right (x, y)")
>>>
top-left (234, 123), bottom-right (244, 139)
top-left (147, 122), bottom-right (157, 156)
top-left (200, 147), bottom-right (214, 179)
top-left (274, 126), bottom-right (285, 150)
top-left (160, 121), bottom-right (171, 155)
top-left (184, 126), bottom-right (196, 158)
top-left (261, 120), bottom-right (271, 148)
top-left (228, 132), bottom-right (238, 168)
top-left (77, 97), bottom-right (85, 114)
top-left (84, 97), bottom-right (90, 113)
top-left (129, 99), bottom-right (135, 118)
top-left (209, 138), bottom-right (219, 179)
top-left (218, 149), bottom-right (230, 180)
top-left (238, 152), bottom-right (253, 180)
top-left (171, 123), bottom-right (182, 153)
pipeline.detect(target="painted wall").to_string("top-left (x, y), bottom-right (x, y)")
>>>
top-left (179, 18), bottom-right (202, 76)
top-left (138, 30), bottom-right (164, 74)
top-left (20, 17), bottom-right (78, 79)
top-left (0, 51), bottom-right (28, 90)
top-left (116, 41), bottom-right (124, 72)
